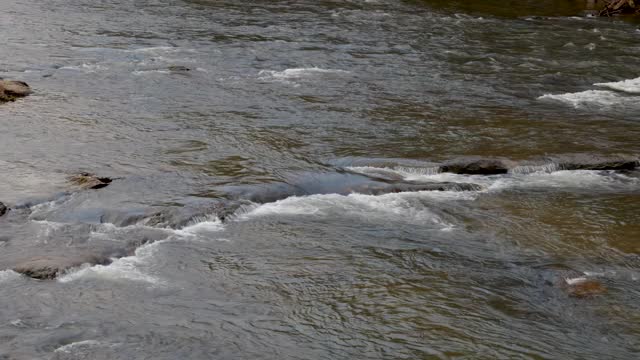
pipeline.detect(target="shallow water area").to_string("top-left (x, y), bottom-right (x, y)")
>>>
top-left (1, 0), bottom-right (640, 359)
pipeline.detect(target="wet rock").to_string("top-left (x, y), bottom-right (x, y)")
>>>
top-left (552, 154), bottom-right (639, 171)
top-left (0, 79), bottom-right (31, 102)
top-left (440, 158), bottom-right (516, 175)
top-left (12, 254), bottom-right (112, 280)
top-left (0, 202), bottom-right (7, 217)
top-left (68, 173), bottom-right (113, 190)
top-left (437, 154), bottom-right (638, 175)
top-left (564, 277), bottom-right (607, 298)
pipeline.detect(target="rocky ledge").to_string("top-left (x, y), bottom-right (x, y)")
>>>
top-left (438, 154), bottom-right (639, 175)
top-left (12, 254), bottom-right (112, 280)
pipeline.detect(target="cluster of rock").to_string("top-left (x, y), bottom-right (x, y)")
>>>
top-left (0, 79), bottom-right (31, 103)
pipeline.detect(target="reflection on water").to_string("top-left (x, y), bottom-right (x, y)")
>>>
top-left (1, 0), bottom-right (640, 358)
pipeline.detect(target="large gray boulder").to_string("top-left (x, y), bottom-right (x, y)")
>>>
top-left (0, 79), bottom-right (31, 102)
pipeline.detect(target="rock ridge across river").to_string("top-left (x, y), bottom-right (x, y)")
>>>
top-left (2, 153), bottom-right (638, 280)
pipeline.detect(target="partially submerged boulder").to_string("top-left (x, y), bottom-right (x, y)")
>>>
top-left (0, 79), bottom-right (31, 102)
top-left (13, 254), bottom-right (112, 280)
top-left (551, 154), bottom-right (639, 171)
top-left (68, 173), bottom-right (113, 190)
top-left (0, 202), bottom-right (7, 217)
top-left (439, 158), bottom-right (516, 175)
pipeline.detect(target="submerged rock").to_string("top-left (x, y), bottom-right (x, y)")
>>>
top-left (0, 202), bottom-right (7, 217)
top-left (13, 254), bottom-right (112, 280)
top-left (168, 65), bottom-right (191, 72)
top-left (0, 79), bottom-right (31, 102)
top-left (552, 154), bottom-right (639, 171)
top-left (68, 173), bottom-right (113, 190)
top-left (440, 158), bottom-right (516, 175)
top-left (229, 171), bottom-right (482, 205)
top-left (564, 277), bottom-right (607, 298)
top-left (340, 181), bottom-right (482, 195)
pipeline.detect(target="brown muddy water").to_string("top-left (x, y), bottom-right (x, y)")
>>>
top-left (1, 0), bottom-right (640, 359)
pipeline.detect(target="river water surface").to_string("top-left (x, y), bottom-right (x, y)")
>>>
top-left (1, 0), bottom-right (640, 359)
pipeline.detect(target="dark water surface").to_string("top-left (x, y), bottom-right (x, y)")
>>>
top-left (1, 0), bottom-right (640, 358)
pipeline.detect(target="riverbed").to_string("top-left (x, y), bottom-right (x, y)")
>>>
top-left (1, 0), bottom-right (639, 358)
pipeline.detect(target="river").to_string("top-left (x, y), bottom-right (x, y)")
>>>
top-left (1, 0), bottom-right (640, 358)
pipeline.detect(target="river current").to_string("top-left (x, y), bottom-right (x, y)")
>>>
top-left (1, 0), bottom-right (640, 359)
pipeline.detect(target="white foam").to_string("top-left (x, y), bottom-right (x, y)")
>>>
top-left (595, 76), bottom-right (640, 94)
top-left (258, 67), bottom-right (350, 80)
top-left (54, 340), bottom-right (108, 353)
top-left (0, 270), bottom-right (21, 283)
top-left (59, 63), bottom-right (104, 72)
top-left (238, 191), bottom-right (472, 229)
top-left (172, 216), bottom-right (225, 238)
top-left (132, 69), bottom-right (171, 75)
top-left (348, 165), bottom-right (441, 179)
top-left (538, 90), bottom-right (623, 108)
top-left (130, 46), bottom-right (177, 53)
top-left (488, 170), bottom-right (638, 191)
top-left (30, 220), bottom-right (67, 241)
top-left (57, 216), bottom-right (226, 284)
top-left (508, 163), bottom-right (561, 174)
top-left (348, 165), bottom-right (637, 193)
top-left (58, 241), bottom-right (165, 285)
top-left (565, 277), bottom-right (588, 285)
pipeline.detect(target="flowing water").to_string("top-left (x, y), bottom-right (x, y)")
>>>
top-left (1, 0), bottom-right (640, 358)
